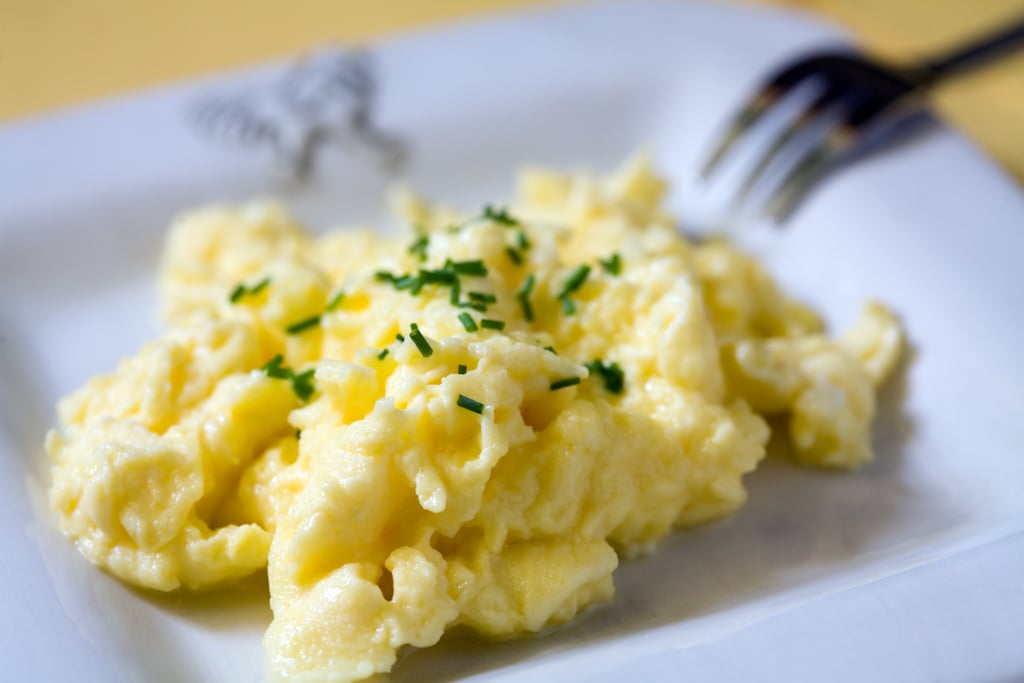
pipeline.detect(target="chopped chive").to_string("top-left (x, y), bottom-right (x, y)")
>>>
top-left (377, 348), bottom-right (390, 360)
top-left (559, 265), bottom-right (591, 298)
top-left (505, 246), bottom-right (523, 265)
top-left (600, 253), bottom-right (622, 275)
top-left (517, 231), bottom-right (531, 250)
top-left (544, 345), bottom-right (558, 355)
top-left (557, 265), bottom-right (590, 317)
top-left (458, 300), bottom-right (488, 312)
top-left (448, 259), bottom-right (488, 277)
top-left (483, 204), bottom-right (519, 226)
top-left (517, 274), bottom-right (535, 322)
top-left (457, 394), bottom-right (485, 414)
top-left (395, 274), bottom-right (419, 291)
top-left (292, 369), bottom-right (316, 401)
top-left (468, 291), bottom-right (497, 304)
top-left (325, 291), bottom-right (345, 312)
top-left (261, 354), bottom-right (290, 379)
top-left (409, 323), bottom-right (433, 357)
top-left (550, 376), bottom-right (581, 391)
top-left (295, 429), bottom-right (302, 440)
top-left (230, 277), bottom-right (271, 304)
top-left (262, 355), bottom-right (316, 400)
top-left (396, 333), bottom-right (405, 342)
top-left (285, 314), bottom-right (322, 335)
top-left (419, 268), bottom-right (457, 285)
top-left (449, 277), bottom-right (462, 305)
top-left (378, 262), bottom-right (482, 304)
top-left (480, 319), bottom-right (505, 331)
top-left (408, 233), bottom-right (430, 261)
top-left (458, 312), bottom-right (478, 332)
top-left (585, 359), bottom-right (625, 395)
top-left (457, 364), bottom-right (468, 375)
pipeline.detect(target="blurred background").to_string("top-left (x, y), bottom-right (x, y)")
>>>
top-left (2, 0), bottom-right (1022, 181)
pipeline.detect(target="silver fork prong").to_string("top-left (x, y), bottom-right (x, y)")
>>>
top-left (699, 86), bottom-right (782, 179)
top-left (696, 19), bottom-right (1024, 226)
top-left (732, 84), bottom-right (845, 207)
top-left (701, 54), bottom-right (836, 180)
top-left (764, 125), bottom-right (856, 221)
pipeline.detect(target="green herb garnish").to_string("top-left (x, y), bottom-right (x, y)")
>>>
top-left (229, 277), bottom-right (271, 304)
top-left (517, 274), bottom-right (535, 322)
top-left (376, 271), bottom-right (419, 291)
top-left (261, 354), bottom-right (317, 401)
top-left (483, 205), bottom-right (519, 226)
top-left (250, 278), bottom-right (271, 295)
top-left (458, 300), bottom-right (488, 312)
top-left (379, 263), bottom-right (483, 307)
top-left (291, 369), bottom-right (316, 400)
top-left (408, 232), bottom-right (429, 261)
top-left (457, 394), bottom-right (485, 414)
top-left (409, 323), bottom-right (433, 357)
top-left (480, 319), bottom-right (505, 331)
top-left (377, 348), bottom-right (390, 360)
top-left (449, 277), bottom-right (462, 305)
top-left (505, 247), bottom-right (523, 265)
top-left (559, 265), bottom-right (591, 297)
top-left (550, 376), bottom-right (581, 391)
top-left (419, 268), bottom-right (458, 285)
top-left (468, 291), bottom-right (497, 304)
top-left (285, 314), bottom-right (322, 335)
top-left (516, 230), bottom-right (531, 250)
top-left (399, 275), bottom-right (422, 293)
top-left (457, 364), bottom-right (468, 375)
top-left (585, 358), bottom-right (625, 394)
top-left (557, 264), bottom-right (591, 316)
top-left (447, 259), bottom-right (488, 277)
top-left (325, 291), bottom-right (345, 312)
top-left (600, 253), bottom-right (622, 275)
top-left (458, 312), bottom-right (478, 332)
top-left (261, 354), bottom-right (290, 379)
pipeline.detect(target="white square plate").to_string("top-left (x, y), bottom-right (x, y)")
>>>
top-left (2, 2), bottom-right (1023, 681)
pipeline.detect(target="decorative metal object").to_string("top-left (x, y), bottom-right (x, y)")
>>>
top-left (193, 49), bottom-right (407, 179)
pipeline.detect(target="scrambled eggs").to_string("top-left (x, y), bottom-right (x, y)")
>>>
top-left (46, 155), bottom-right (902, 681)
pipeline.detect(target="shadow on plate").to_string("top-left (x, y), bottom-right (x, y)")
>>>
top-left (0, 314), bottom-right (56, 480)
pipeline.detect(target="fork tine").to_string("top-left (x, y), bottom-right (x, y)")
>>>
top-left (732, 82), bottom-right (846, 207)
top-left (701, 55), bottom-right (832, 179)
top-left (764, 124), bottom-right (856, 221)
top-left (699, 87), bottom-right (782, 179)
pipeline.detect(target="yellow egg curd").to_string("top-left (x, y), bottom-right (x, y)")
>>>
top-left (46, 154), bottom-right (902, 681)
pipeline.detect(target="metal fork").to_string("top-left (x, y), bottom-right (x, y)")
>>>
top-left (701, 16), bottom-right (1024, 221)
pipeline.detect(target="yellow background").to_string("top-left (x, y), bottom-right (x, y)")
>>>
top-left (2, 0), bottom-right (1023, 181)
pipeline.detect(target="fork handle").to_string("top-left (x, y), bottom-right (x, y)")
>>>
top-left (924, 16), bottom-right (1024, 83)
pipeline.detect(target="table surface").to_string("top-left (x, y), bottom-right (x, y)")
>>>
top-left (3, 0), bottom-right (1023, 183)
